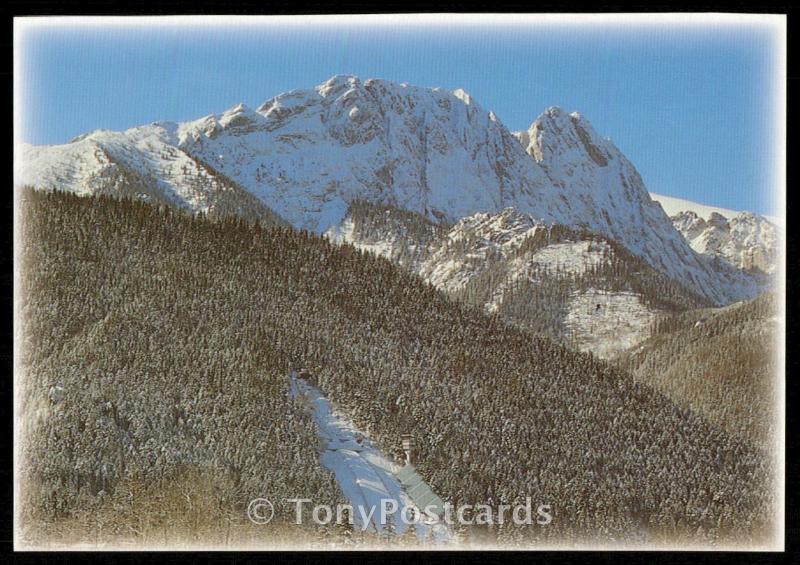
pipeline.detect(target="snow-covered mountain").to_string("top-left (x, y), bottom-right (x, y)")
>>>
top-left (16, 128), bottom-right (288, 227)
top-left (648, 193), bottom-right (780, 274)
top-left (669, 210), bottom-right (778, 274)
top-left (16, 75), bottom-right (769, 305)
top-left (651, 192), bottom-right (781, 227)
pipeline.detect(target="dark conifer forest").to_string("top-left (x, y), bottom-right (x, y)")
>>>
top-left (17, 189), bottom-right (776, 547)
top-left (619, 293), bottom-right (778, 446)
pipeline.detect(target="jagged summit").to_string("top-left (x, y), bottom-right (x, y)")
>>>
top-left (452, 87), bottom-right (476, 106)
top-left (516, 105), bottom-right (614, 168)
top-left (15, 76), bottom-right (769, 304)
top-left (168, 74), bottom-right (554, 230)
top-left (670, 209), bottom-right (778, 273)
top-left (316, 74), bottom-right (359, 95)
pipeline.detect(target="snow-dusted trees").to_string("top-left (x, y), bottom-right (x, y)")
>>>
top-left (17, 189), bottom-right (343, 547)
top-left (17, 189), bottom-right (775, 548)
top-left (341, 200), bottom-right (710, 350)
top-left (619, 293), bottom-right (778, 445)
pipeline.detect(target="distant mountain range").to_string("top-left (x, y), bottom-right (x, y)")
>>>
top-left (650, 192), bottom-right (780, 226)
top-left (666, 209), bottom-right (777, 275)
top-left (16, 75), bottom-right (778, 313)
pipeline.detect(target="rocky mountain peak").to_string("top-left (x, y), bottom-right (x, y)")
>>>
top-left (16, 76), bottom-right (771, 304)
top-left (517, 105), bottom-right (614, 171)
top-left (670, 209), bottom-right (778, 274)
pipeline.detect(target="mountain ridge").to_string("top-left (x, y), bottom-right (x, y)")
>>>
top-left (15, 75), bottom-right (770, 305)
top-left (327, 200), bottom-right (712, 358)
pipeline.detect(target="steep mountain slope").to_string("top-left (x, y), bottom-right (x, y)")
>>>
top-left (19, 191), bottom-right (775, 547)
top-left (17, 131), bottom-right (288, 227)
top-left (17, 190), bottom-right (338, 549)
top-left (512, 108), bottom-right (768, 304)
top-left (17, 76), bottom-right (765, 304)
top-left (327, 201), bottom-right (710, 358)
top-left (618, 293), bottom-right (779, 446)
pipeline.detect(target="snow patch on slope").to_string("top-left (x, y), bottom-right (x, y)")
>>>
top-left (326, 217), bottom-right (401, 262)
top-left (417, 209), bottom-right (544, 292)
top-left (565, 290), bottom-right (657, 359)
top-left (484, 240), bottom-right (610, 314)
top-left (290, 373), bottom-right (451, 542)
top-left (527, 240), bottom-right (609, 276)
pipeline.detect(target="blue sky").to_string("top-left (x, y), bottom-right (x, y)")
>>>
top-left (17, 17), bottom-right (783, 215)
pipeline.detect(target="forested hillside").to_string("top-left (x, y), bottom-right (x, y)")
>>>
top-left (332, 200), bottom-right (710, 356)
top-left (618, 293), bottom-right (779, 446)
top-left (18, 190), bottom-right (775, 548)
top-left (17, 190), bottom-right (338, 548)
